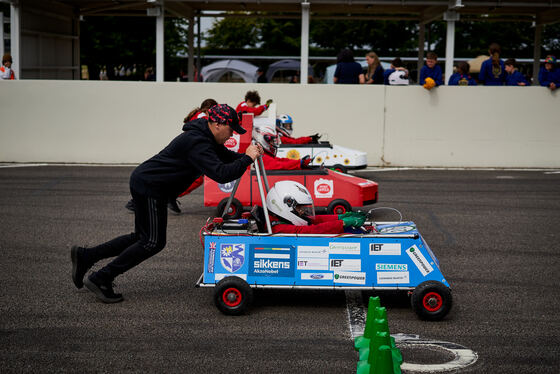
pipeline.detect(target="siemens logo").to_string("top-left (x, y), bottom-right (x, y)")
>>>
top-left (376, 264), bottom-right (408, 271)
top-left (254, 259), bottom-right (290, 269)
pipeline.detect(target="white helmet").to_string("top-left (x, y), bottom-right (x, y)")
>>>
top-left (266, 181), bottom-right (315, 226)
top-left (388, 70), bottom-right (409, 85)
top-left (253, 125), bottom-right (279, 156)
top-left (276, 114), bottom-right (293, 136)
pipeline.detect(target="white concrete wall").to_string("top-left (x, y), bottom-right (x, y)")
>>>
top-left (0, 80), bottom-right (558, 167)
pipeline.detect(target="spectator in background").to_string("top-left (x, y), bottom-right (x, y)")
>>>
top-left (419, 52), bottom-right (443, 87)
top-left (478, 43), bottom-right (506, 86)
top-left (185, 98), bottom-right (218, 123)
top-left (448, 61), bottom-right (477, 86)
top-left (538, 55), bottom-right (560, 91)
top-left (236, 90), bottom-right (272, 116)
top-left (144, 67), bottom-right (155, 81)
top-left (0, 54), bottom-right (15, 80)
top-left (383, 58), bottom-right (409, 85)
top-left (504, 59), bottom-right (529, 86)
top-left (257, 67), bottom-right (268, 83)
top-left (334, 49), bottom-right (362, 84)
top-left (360, 51), bottom-right (384, 85)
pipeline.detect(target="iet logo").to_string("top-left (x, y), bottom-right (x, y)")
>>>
top-left (371, 244), bottom-right (384, 251)
top-left (331, 259), bottom-right (343, 267)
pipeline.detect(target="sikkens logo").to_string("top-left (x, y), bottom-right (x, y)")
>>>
top-left (254, 258), bottom-right (290, 270)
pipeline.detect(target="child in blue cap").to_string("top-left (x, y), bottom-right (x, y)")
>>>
top-left (539, 55), bottom-right (560, 91)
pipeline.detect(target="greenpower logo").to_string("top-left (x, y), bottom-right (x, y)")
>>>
top-left (410, 248), bottom-right (415, 252)
top-left (334, 274), bottom-right (339, 279)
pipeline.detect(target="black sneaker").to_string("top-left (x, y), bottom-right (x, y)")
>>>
top-left (84, 275), bottom-right (124, 303)
top-left (125, 199), bottom-right (135, 212)
top-left (71, 246), bottom-right (92, 289)
top-left (168, 199), bottom-right (181, 214)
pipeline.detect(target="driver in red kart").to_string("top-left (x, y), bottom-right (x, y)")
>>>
top-left (253, 125), bottom-right (313, 170)
top-left (265, 181), bottom-right (366, 234)
top-left (276, 114), bottom-right (320, 145)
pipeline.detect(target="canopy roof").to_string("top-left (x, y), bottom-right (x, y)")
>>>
top-left (63, 1), bottom-right (560, 24)
top-left (200, 59), bottom-right (258, 83)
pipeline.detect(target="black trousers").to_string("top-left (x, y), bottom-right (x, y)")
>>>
top-left (85, 190), bottom-right (168, 283)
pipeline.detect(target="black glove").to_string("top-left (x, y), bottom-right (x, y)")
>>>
top-left (300, 155), bottom-right (313, 169)
top-left (310, 133), bottom-right (321, 143)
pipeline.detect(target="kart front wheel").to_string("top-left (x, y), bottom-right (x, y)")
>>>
top-left (217, 198), bottom-right (242, 219)
top-left (411, 281), bottom-right (452, 321)
top-left (214, 277), bottom-right (253, 316)
top-left (327, 199), bottom-right (352, 215)
top-left (331, 164), bottom-right (347, 174)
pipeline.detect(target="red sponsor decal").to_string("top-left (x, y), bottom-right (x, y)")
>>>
top-left (317, 183), bottom-right (331, 193)
top-left (224, 138), bottom-right (238, 148)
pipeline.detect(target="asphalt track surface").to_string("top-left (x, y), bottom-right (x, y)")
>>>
top-left (1, 165), bottom-right (559, 373)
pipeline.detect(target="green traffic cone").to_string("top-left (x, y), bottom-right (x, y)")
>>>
top-left (356, 359), bottom-right (370, 374)
top-left (373, 345), bottom-right (399, 374)
top-left (354, 297), bottom-right (381, 351)
top-left (359, 331), bottom-right (392, 362)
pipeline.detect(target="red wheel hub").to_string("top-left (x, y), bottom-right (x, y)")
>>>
top-left (227, 205), bottom-right (237, 216)
top-left (222, 288), bottom-right (242, 307)
top-left (423, 291), bottom-right (443, 312)
top-left (334, 205), bottom-right (346, 214)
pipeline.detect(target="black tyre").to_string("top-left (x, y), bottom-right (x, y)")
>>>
top-left (331, 164), bottom-right (347, 174)
top-left (217, 198), bottom-right (243, 219)
top-left (214, 277), bottom-right (253, 316)
top-left (327, 199), bottom-right (352, 215)
top-left (411, 281), bottom-right (453, 321)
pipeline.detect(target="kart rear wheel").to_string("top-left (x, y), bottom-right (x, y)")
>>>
top-left (214, 277), bottom-right (253, 316)
top-left (331, 164), bottom-right (347, 174)
top-left (411, 281), bottom-right (452, 321)
top-left (217, 198), bottom-right (243, 219)
top-left (327, 199), bottom-right (352, 215)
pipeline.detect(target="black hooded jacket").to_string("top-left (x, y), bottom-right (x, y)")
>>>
top-left (130, 119), bottom-right (252, 199)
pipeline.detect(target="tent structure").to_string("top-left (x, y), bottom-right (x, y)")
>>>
top-left (265, 59), bottom-right (314, 82)
top-left (200, 60), bottom-right (258, 83)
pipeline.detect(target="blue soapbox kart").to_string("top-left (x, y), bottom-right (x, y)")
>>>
top-left (196, 158), bottom-right (452, 321)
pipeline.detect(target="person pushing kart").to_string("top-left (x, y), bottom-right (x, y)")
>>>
top-left (71, 104), bottom-right (264, 303)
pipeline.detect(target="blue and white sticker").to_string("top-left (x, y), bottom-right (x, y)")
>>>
top-left (249, 245), bottom-right (294, 277)
top-left (377, 271), bottom-right (410, 284)
top-left (220, 243), bottom-right (245, 273)
top-left (406, 245), bottom-right (434, 276)
top-left (301, 273), bottom-right (334, 281)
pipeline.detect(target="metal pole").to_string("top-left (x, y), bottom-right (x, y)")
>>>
top-left (417, 21), bottom-right (426, 83)
top-left (155, 2), bottom-right (164, 82)
top-left (196, 13), bottom-right (201, 81)
top-left (0, 12), bottom-right (4, 60)
top-left (257, 156), bottom-right (270, 192)
top-left (444, 11), bottom-right (458, 84)
top-left (188, 14), bottom-right (194, 82)
top-left (10, 3), bottom-right (21, 79)
top-left (300, 1), bottom-right (310, 85)
top-left (254, 157), bottom-right (272, 234)
top-left (532, 21), bottom-right (542, 86)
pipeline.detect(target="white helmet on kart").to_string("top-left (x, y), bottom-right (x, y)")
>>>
top-left (276, 114), bottom-right (293, 137)
top-left (253, 124), bottom-right (279, 156)
top-left (266, 181), bottom-right (315, 226)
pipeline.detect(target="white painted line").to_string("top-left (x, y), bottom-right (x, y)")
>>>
top-left (0, 163), bottom-right (48, 168)
top-left (349, 167), bottom-right (557, 173)
top-left (344, 290), bottom-right (366, 340)
top-left (0, 163), bottom-right (136, 168)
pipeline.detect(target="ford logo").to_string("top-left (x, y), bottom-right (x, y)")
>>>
top-left (310, 274), bottom-right (324, 280)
